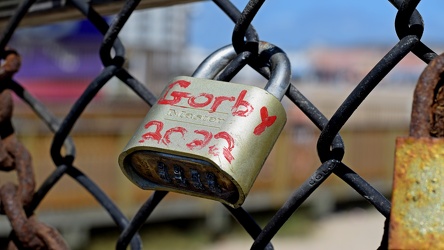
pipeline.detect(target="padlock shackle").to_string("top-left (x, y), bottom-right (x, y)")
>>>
top-left (192, 42), bottom-right (291, 101)
top-left (192, 45), bottom-right (236, 79)
top-left (410, 53), bottom-right (444, 137)
top-left (260, 41), bottom-right (291, 101)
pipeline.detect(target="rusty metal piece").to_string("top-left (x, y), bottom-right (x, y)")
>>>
top-left (1, 183), bottom-right (45, 249)
top-left (431, 84), bottom-right (444, 137)
top-left (389, 137), bottom-right (444, 249)
top-left (32, 218), bottom-right (69, 250)
top-left (0, 183), bottom-right (68, 250)
top-left (9, 136), bottom-right (35, 208)
top-left (0, 49), bottom-right (35, 207)
top-left (0, 49), bottom-right (68, 249)
top-left (410, 52), bottom-right (444, 138)
top-left (389, 53), bottom-right (444, 249)
top-left (0, 50), bottom-right (20, 171)
top-left (0, 50), bottom-right (21, 79)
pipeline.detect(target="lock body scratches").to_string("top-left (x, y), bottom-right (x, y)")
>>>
top-left (119, 76), bottom-right (287, 207)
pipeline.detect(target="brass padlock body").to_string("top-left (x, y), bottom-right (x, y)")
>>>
top-left (119, 76), bottom-right (287, 207)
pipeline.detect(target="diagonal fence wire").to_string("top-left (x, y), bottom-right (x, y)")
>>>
top-left (0, 0), bottom-right (439, 249)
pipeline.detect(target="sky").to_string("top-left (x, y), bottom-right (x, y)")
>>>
top-left (188, 0), bottom-right (444, 51)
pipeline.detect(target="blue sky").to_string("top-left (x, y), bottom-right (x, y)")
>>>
top-left (189, 0), bottom-right (444, 51)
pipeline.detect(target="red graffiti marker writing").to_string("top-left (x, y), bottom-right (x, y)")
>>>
top-left (209, 132), bottom-right (235, 163)
top-left (162, 127), bottom-right (187, 145)
top-left (186, 130), bottom-right (212, 150)
top-left (158, 80), bottom-right (253, 117)
top-left (139, 120), bottom-right (164, 143)
top-left (231, 90), bottom-right (254, 117)
top-left (158, 80), bottom-right (191, 105)
top-left (188, 93), bottom-right (214, 108)
top-left (209, 96), bottom-right (235, 113)
top-left (253, 106), bottom-right (277, 135)
top-left (139, 120), bottom-right (235, 164)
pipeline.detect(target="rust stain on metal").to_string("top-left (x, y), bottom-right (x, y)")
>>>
top-left (410, 52), bottom-right (444, 138)
top-left (431, 84), bottom-right (444, 137)
top-left (0, 50), bottom-right (35, 207)
top-left (0, 49), bottom-right (68, 249)
top-left (0, 183), bottom-right (44, 249)
top-left (391, 53), bottom-right (444, 249)
top-left (389, 137), bottom-right (444, 249)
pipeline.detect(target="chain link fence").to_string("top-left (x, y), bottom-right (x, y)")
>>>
top-left (0, 0), bottom-right (441, 249)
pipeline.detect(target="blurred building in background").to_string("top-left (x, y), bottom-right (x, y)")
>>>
top-left (11, 4), bottom-right (192, 101)
top-left (111, 5), bottom-right (192, 97)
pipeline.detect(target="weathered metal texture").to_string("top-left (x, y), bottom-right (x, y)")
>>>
top-left (0, 49), bottom-right (68, 249)
top-left (119, 41), bottom-right (291, 208)
top-left (119, 76), bottom-right (287, 208)
top-left (389, 137), bottom-right (444, 249)
top-left (389, 52), bottom-right (444, 249)
top-left (431, 81), bottom-right (444, 138)
top-left (410, 51), bottom-right (444, 138)
top-left (1, 183), bottom-right (68, 250)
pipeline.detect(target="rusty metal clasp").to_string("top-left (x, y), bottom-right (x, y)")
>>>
top-left (389, 53), bottom-right (444, 249)
top-left (0, 49), bottom-right (68, 249)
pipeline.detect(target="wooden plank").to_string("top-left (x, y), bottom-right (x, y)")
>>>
top-left (0, 0), bottom-right (203, 28)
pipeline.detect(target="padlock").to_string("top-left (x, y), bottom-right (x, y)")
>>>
top-left (389, 53), bottom-right (444, 249)
top-left (119, 42), bottom-right (291, 207)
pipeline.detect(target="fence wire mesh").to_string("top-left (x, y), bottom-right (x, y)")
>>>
top-left (0, 0), bottom-right (440, 249)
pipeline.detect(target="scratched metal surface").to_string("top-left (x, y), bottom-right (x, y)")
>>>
top-left (119, 76), bottom-right (287, 208)
top-left (390, 137), bottom-right (444, 250)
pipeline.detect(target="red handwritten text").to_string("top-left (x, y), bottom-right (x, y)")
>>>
top-left (253, 106), bottom-right (277, 135)
top-left (162, 127), bottom-right (187, 145)
top-left (186, 130), bottom-right (213, 150)
top-left (158, 80), bottom-right (254, 117)
top-left (209, 132), bottom-right (235, 164)
top-left (140, 120), bottom-right (235, 163)
top-left (139, 120), bottom-right (163, 143)
top-left (158, 80), bottom-right (191, 105)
